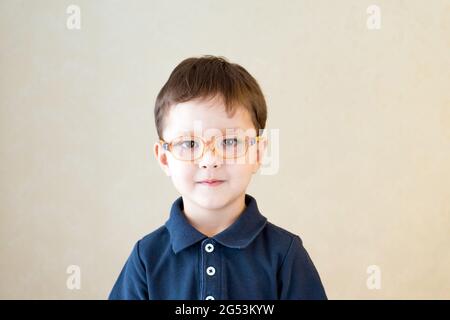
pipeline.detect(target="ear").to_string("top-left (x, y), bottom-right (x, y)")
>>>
top-left (154, 142), bottom-right (171, 176)
top-left (252, 137), bottom-right (268, 174)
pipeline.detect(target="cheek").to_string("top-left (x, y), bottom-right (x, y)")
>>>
top-left (167, 160), bottom-right (196, 187)
top-left (227, 164), bottom-right (254, 185)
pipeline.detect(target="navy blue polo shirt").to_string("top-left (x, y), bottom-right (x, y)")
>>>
top-left (109, 194), bottom-right (327, 300)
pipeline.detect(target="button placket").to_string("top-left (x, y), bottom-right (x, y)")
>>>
top-left (201, 239), bottom-right (219, 300)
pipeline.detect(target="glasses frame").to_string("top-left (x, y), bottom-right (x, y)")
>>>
top-left (159, 134), bottom-right (264, 162)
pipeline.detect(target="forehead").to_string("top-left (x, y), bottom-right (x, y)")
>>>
top-left (162, 97), bottom-right (255, 139)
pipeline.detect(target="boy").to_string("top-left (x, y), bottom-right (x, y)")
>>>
top-left (109, 55), bottom-right (327, 300)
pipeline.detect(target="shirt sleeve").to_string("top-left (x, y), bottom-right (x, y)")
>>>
top-left (108, 240), bottom-right (149, 300)
top-left (277, 235), bottom-right (327, 300)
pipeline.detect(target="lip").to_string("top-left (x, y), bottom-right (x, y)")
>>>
top-left (197, 179), bottom-right (225, 187)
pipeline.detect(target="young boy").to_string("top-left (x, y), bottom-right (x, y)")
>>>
top-left (109, 55), bottom-right (327, 300)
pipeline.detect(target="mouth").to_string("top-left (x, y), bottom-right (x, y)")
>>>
top-left (197, 180), bottom-right (225, 187)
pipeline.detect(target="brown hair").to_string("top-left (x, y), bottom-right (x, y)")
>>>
top-left (154, 55), bottom-right (267, 139)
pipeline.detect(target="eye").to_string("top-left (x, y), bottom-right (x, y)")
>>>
top-left (180, 140), bottom-right (198, 149)
top-left (222, 138), bottom-right (239, 146)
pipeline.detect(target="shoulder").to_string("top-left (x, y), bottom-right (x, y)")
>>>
top-left (132, 225), bottom-right (171, 263)
top-left (256, 221), bottom-right (305, 258)
top-left (263, 221), bottom-right (303, 245)
top-left (139, 225), bottom-right (170, 246)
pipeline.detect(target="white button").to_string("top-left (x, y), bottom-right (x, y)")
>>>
top-left (206, 266), bottom-right (216, 276)
top-left (205, 295), bottom-right (215, 300)
top-left (205, 244), bottom-right (214, 253)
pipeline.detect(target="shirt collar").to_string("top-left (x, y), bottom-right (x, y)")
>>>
top-left (165, 194), bottom-right (267, 254)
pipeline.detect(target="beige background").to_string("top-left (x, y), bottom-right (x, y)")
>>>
top-left (1, 0), bottom-right (449, 299)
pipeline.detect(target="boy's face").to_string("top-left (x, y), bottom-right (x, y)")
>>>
top-left (154, 95), bottom-right (266, 211)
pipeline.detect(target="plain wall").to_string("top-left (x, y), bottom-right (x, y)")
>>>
top-left (0, 0), bottom-right (449, 299)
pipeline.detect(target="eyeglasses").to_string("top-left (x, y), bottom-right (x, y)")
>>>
top-left (159, 134), bottom-right (263, 161)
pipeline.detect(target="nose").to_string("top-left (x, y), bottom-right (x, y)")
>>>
top-left (197, 140), bottom-right (222, 168)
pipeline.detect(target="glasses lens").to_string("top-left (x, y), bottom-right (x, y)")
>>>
top-left (171, 136), bottom-right (202, 160)
top-left (218, 135), bottom-right (247, 159)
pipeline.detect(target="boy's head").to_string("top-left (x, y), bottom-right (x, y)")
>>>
top-left (153, 55), bottom-right (268, 210)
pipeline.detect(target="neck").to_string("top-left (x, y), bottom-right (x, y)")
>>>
top-left (182, 194), bottom-right (246, 237)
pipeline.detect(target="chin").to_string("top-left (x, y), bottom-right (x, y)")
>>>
top-left (195, 194), bottom-right (230, 210)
